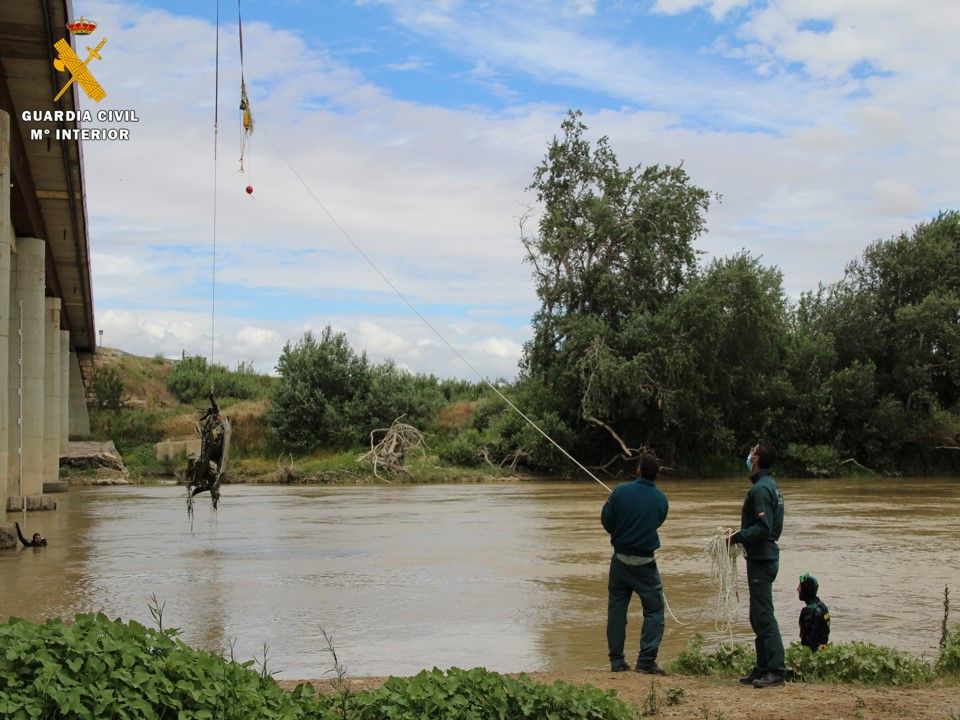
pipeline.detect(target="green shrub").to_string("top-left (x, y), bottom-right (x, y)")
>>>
top-left (671, 635), bottom-right (936, 686)
top-left (267, 328), bottom-right (372, 452)
top-left (123, 443), bottom-right (176, 478)
top-left (268, 329), bottom-right (448, 453)
top-left (0, 614), bottom-right (640, 720)
top-left (90, 365), bottom-right (124, 411)
top-left (785, 443), bottom-right (841, 477)
top-left (938, 624), bottom-right (960, 674)
top-left (168, 356), bottom-right (262, 404)
top-left (90, 408), bottom-right (166, 454)
top-left (668, 634), bottom-right (753, 677)
top-left (0, 613), bottom-right (336, 720)
top-left (350, 667), bottom-right (639, 720)
top-left (785, 641), bottom-right (935, 685)
top-left (437, 429), bottom-right (482, 467)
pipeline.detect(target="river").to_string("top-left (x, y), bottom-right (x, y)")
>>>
top-left (1, 478), bottom-right (957, 678)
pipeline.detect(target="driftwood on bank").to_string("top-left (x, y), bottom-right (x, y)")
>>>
top-left (584, 416), bottom-right (675, 475)
top-left (358, 417), bottom-right (427, 480)
top-left (837, 457), bottom-right (878, 475)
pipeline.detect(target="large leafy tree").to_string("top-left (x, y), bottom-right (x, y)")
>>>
top-left (799, 211), bottom-right (960, 464)
top-left (519, 110), bottom-right (718, 464)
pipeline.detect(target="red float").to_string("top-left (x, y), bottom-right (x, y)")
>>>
top-left (245, 185), bottom-right (253, 195)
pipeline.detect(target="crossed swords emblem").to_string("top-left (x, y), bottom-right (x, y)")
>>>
top-left (53, 37), bottom-right (108, 102)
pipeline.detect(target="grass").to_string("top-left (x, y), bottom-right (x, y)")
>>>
top-left (226, 450), bottom-right (513, 485)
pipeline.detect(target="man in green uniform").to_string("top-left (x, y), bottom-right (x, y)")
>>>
top-left (729, 439), bottom-right (785, 688)
top-left (602, 453), bottom-right (669, 675)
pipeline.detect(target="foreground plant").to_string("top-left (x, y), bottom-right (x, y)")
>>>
top-left (0, 614), bottom-right (640, 720)
top-left (0, 613), bottom-right (334, 720)
top-left (669, 633), bottom-right (943, 686)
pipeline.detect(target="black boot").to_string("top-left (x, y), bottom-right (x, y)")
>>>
top-left (610, 660), bottom-right (631, 672)
top-left (738, 667), bottom-right (762, 685)
top-left (752, 671), bottom-right (785, 688)
top-left (635, 661), bottom-right (667, 676)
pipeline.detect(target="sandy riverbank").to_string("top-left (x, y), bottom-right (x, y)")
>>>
top-left (280, 670), bottom-right (960, 720)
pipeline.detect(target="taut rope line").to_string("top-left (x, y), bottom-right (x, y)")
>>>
top-left (256, 124), bottom-right (704, 627)
top-left (258, 122), bottom-right (612, 494)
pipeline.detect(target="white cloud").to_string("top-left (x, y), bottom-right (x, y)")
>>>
top-left (653, 0), bottom-right (751, 19)
top-left (355, 321), bottom-right (415, 357)
top-left (81, 0), bottom-right (960, 379)
top-left (471, 336), bottom-right (523, 359)
top-left (871, 180), bottom-right (924, 217)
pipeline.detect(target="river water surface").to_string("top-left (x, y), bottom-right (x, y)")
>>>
top-left (1, 478), bottom-right (958, 678)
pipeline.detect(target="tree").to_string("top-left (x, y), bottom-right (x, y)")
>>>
top-left (90, 365), bottom-right (124, 411)
top-left (801, 212), bottom-right (960, 462)
top-left (519, 110), bottom-right (718, 465)
top-left (267, 327), bottom-right (372, 452)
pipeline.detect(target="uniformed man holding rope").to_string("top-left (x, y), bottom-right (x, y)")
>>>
top-left (602, 452), bottom-right (669, 675)
top-left (728, 439), bottom-right (785, 688)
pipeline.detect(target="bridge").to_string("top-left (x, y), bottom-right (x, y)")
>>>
top-left (1, 0), bottom-right (96, 514)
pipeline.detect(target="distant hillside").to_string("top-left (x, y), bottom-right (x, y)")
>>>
top-left (91, 347), bottom-right (179, 410)
top-left (85, 349), bottom-right (273, 478)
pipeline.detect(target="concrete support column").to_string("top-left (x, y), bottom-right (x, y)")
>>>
top-left (60, 330), bottom-right (69, 451)
top-left (43, 297), bottom-right (61, 487)
top-left (8, 237), bottom-right (46, 501)
top-left (0, 111), bottom-right (11, 512)
top-left (69, 352), bottom-right (90, 436)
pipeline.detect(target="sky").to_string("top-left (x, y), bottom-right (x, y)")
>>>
top-left (75, 0), bottom-right (960, 380)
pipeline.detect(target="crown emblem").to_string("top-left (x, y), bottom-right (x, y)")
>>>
top-left (66, 17), bottom-right (97, 35)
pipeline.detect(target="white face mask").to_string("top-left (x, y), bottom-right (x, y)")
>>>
top-left (746, 451), bottom-right (754, 473)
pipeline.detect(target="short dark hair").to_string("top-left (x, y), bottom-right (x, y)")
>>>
top-left (756, 439), bottom-right (776, 469)
top-left (637, 452), bottom-right (660, 480)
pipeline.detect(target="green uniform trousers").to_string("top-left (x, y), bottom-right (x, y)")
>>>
top-left (746, 558), bottom-right (785, 675)
top-left (606, 556), bottom-right (665, 664)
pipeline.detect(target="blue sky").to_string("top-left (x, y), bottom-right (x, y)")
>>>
top-left (76, 0), bottom-right (960, 378)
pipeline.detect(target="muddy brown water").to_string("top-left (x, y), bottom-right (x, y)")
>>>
top-left (1, 478), bottom-right (957, 678)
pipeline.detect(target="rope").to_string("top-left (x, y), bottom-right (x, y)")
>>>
top-left (255, 116), bottom-right (704, 626)
top-left (258, 122), bottom-right (612, 494)
top-left (706, 530), bottom-right (743, 637)
top-left (237, 0), bottom-right (253, 176)
top-left (210, 0), bottom-right (220, 364)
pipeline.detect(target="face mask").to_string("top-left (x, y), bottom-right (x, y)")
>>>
top-left (745, 452), bottom-right (754, 473)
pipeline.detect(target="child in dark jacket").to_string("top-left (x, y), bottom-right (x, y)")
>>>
top-left (798, 572), bottom-right (830, 652)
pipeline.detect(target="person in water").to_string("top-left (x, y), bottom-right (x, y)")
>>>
top-left (15, 522), bottom-right (47, 547)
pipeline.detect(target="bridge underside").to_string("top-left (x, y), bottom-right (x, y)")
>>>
top-left (0, 0), bottom-right (96, 513)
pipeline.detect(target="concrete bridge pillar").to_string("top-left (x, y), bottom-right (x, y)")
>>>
top-left (43, 297), bottom-right (61, 486)
top-left (68, 352), bottom-right (90, 437)
top-left (60, 330), bottom-right (69, 450)
top-left (0, 111), bottom-right (11, 512)
top-left (8, 237), bottom-right (46, 502)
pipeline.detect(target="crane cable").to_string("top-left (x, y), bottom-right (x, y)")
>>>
top-left (210, 0), bottom-right (220, 363)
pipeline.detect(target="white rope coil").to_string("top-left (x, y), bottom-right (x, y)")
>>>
top-left (706, 529), bottom-right (743, 636)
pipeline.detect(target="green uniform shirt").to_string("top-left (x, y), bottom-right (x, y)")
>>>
top-left (601, 477), bottom-right (668, 557)
top-left (730, 470), bottom-right (783, 561)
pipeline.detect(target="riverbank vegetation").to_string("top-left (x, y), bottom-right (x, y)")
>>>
top-left (3, 613), bottom-right (959, 720)
top-left (0, 613), bottom-right (639, 720)
top-left (85, 111), bottom-right (960, 480)
top-left (668, 632), bottom-right (959, 686)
